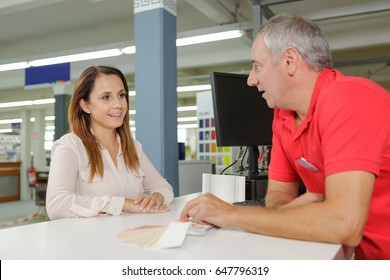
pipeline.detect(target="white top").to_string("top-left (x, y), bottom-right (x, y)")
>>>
top-left (0, 194), bottom-right (352, 260)
top-left (46, 133), bottom-right (174, 220)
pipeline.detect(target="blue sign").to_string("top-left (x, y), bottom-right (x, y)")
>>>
top-left (25, 63), bottom-right (70, 86)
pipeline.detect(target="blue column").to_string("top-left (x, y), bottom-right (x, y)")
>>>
top-left (134, 1), bottom-right (178, 196)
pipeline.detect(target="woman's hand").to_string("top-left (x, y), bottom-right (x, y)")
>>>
top-left (122, 193), bottom-right (169, 213)
top-left (135, 192), bottom-right (165, 211)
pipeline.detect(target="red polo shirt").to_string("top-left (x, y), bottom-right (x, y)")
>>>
top-left (268, 68), bottom-right (390, 259)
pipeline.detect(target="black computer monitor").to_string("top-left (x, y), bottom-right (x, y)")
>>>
top-left (210, 72), bottom-right (274, 177)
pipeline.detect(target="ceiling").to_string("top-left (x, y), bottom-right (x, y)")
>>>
top-left (0, 0), bottom-right (389, 129)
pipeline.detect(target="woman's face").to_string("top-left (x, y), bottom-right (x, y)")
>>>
top-left (80, 74), bottom-right (128, 135)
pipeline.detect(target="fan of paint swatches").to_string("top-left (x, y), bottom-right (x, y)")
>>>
top-left (118, 222), bottom-right (190, 248)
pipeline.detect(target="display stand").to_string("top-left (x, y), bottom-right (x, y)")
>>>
top-left (245, 173), bottom-right (268, 200)
top-left (230, 170), bottom-right (268, 200)
top-left (239, 145), bottom-right (270, 200)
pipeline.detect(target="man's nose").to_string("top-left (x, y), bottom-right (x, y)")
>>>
top-left (247, 70), bottom-right (257, 87)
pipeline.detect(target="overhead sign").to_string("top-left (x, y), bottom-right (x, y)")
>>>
top-left (25, 63), bottom-right (70, 88)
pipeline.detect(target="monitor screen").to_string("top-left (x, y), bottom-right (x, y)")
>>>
top-left (211, 72), bottom-right (274, 147)
top-left (210, 72), bottom-right (274, 177)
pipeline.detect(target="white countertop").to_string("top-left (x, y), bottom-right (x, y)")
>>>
top-left (0, 193), bottom-right (351, 260)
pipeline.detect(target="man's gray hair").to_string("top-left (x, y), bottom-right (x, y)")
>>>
top-left (258, 13), bottom-right (333, 71)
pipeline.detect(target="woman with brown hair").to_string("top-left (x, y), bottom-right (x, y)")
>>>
top-left (46, 65), bottom-right (173, 220)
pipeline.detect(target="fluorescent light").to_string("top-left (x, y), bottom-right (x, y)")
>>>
top-left (0, 98), bottom-right (54, 108)
top-left (0, 61), bottom-right (30, 72)
top-left (178, 117), bottom-right (198, 122)
top-left (121, 30), bottom-right (242, 56)
top-left (33, 98), bottom-right (55, 105)
top-left (121, 30), bottom-right (242, 52)
top-left (0, 118), bottom-right (22, 124)
top-left (127, 109), bottom-right (198, 119)
top-left (177, 106), bottom-right (197, 112)
top-left (29, 49), bottom-right (123, 67)
top-left (178, 123), bottom-right (198, 129)
top-left (0, 129), bottom-right (12, 133)
top-left (129, 84), bottom-right (211, 96)
top-left (1, 29), bottom-right (243, 71)
top-left (177, 84), bottom-right (211, 92)
top-left (0, 100), bottom-right (33, 108)
top-left (45, 126), bottom-right (55, 131)
top-left (121, 46), bottom-right (136, 54)
top-left (176, 30), bottom-right (242, 47)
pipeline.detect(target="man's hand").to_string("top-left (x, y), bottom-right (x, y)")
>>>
top-left (180, 192), bottom-right (235, 227)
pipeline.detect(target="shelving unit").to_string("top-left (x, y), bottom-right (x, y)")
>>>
top-left (0, 134), bottom-right (22, 202)
top-left (0, 134), bottom-right (21, 162)
top-left (0, 161), bottom-right (21, 202)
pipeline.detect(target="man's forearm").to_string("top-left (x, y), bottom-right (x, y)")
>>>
top-left (265, 190), bottom-right (296, 208)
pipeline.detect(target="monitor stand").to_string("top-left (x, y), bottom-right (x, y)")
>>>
top-left (245, 146), bottom-right (268, 179)
top-left (245, 179), bottom-right (267, 200)
top-left (235, 146), bottom-right (269, 200)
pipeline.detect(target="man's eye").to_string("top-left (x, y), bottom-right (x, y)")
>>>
top-left (252, 64), bottom-right (261, 73)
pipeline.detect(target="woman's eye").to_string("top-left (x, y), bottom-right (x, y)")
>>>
top-left (102, 95), bottom-right (110, 100)
top-left (119, 92), bottom-right (126, 98)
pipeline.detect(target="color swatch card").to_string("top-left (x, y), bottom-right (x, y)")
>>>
top-left (118, 222), bottom-right (190, 249)
top-left (187, 222), bottom-right (214, 236)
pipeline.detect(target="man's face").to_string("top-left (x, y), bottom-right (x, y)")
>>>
top-left (247, 33), bottom-right (286, 109)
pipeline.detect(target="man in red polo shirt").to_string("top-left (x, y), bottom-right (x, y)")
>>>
top-left (180, 13), bottom-right (390, 260)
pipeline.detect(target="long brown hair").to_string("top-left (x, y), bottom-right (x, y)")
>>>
top-left (68, 65), bottom-right (139, 180)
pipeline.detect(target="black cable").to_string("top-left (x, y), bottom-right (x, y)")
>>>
top-left (238, 146), bottom-right (248, 172)
top-left (220, 146), bottom-right (244, 175)
top-left (220, 159), bottom-right (238, 175)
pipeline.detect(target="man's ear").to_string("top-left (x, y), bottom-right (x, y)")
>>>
top-left (284, 47), bottom-right (299, 75)
top-left (79, 99), bottom-right (90, 114)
